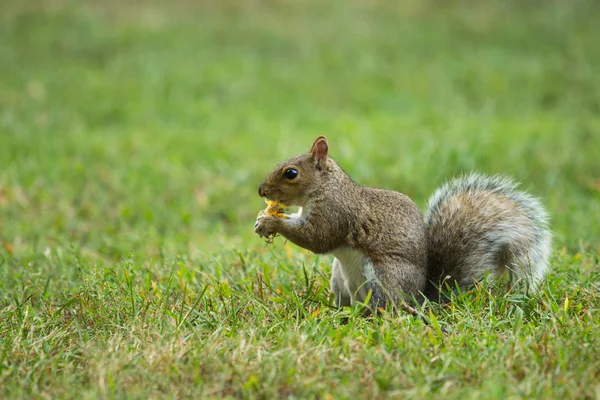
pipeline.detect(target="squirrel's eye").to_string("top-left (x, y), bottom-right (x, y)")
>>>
top-left (283, 168), bottom-right (298, 180)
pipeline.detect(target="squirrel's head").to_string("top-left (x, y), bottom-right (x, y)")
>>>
top-left (258, 136), bottom-right (331, 207)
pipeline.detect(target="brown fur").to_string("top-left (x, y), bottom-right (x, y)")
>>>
top-left (256, 136), bottom-right (427, 305)
top-left (255, 136), bottom-right (551, 309)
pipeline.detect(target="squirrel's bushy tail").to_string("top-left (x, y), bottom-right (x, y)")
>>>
top-left (423, 173), bottom-right (551, 299)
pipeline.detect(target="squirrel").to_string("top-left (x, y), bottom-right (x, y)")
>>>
top-left (254, 136), bottom-right (552, 311)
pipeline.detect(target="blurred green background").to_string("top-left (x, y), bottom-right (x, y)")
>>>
top-left (1, 0), bottom-right (599, 261)
top-left (1, 1), bottom-right (600, 398)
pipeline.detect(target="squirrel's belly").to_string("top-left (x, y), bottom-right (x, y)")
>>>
top-left (332, 247), bottom-right (376, 303)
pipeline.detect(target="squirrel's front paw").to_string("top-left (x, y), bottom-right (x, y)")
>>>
top-left (254, 214), bottom-right (280, 238)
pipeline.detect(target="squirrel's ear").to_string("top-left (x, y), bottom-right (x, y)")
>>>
top-left (310, 135), bottom-right (328, 153)
top-left (310, 136), bottom-right (329, 170)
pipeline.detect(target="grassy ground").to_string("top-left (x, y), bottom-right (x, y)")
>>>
top-left (1, 0), bottom-right (599, 398)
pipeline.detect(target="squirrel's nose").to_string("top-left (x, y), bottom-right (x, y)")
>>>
top-left (258, 184), bottom-right (266, 197)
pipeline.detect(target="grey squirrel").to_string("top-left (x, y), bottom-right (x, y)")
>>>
top-left (254, 136), bottom-right (552, 310)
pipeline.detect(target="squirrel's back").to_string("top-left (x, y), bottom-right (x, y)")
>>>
top-left (423, 173), bottom-right (551, 299)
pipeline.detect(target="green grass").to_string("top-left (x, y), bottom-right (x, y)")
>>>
top-left (1, 0), bottom-right (599, 398)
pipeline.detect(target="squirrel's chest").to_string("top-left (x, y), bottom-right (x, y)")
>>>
top-left (332, 247), bottom-right (375, 295)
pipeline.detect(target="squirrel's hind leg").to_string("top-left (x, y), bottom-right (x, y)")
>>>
top-left (331, 259), bottom-right (352, 308)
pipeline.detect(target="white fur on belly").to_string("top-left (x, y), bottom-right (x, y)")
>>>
top-left (332, 247), bottom-right (376, 303)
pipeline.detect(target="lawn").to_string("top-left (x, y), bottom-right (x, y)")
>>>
top-left (1, 0), bottom-right (599, 398)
